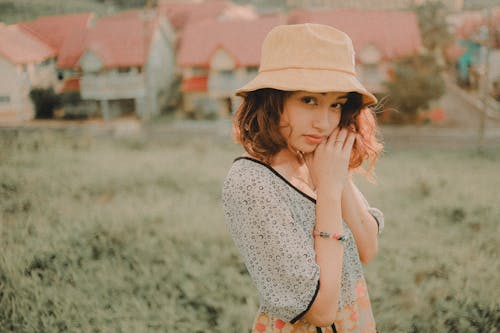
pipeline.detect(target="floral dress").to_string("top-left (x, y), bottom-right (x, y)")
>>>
top-left (222, 157), bottom-right (384, 333)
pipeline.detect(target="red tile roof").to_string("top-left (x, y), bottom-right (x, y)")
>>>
top-left (80, 10), bottom-right (160, 68)
top-left (18, 13), bottom-right (93, 53)
top-left (57, 10), bottom-right (158, 68)
top-left (57, 26), bottom-right (88, 69)
top-left (182, 75), bottom-right (208, 92)
top-left (0, 23), bottom-right (56, 65)
top-left (178, 15), bottom-right (285, 68)
top-left (288, 9), bottom-right (423, 61)
top-left (158, 0), bottom-right (230, 30)
top-left (56, 10), bottom-right (162, 69)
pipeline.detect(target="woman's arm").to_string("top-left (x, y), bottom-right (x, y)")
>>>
top-left (302, 188), bottom-right (344, 327)
top-left (302, 128), bottom-right (355, 327)
top-left (341, 178), bottom-right (379, 264)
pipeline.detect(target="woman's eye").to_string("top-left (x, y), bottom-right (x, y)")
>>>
top-left (301, 97), bottom-right (317, 105)
top-left (331, 103), bottom-right (344, 109)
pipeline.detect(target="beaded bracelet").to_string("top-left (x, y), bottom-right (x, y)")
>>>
top-left (313, 229), bottom-right (346, 243)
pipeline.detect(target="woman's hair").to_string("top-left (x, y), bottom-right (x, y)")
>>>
top-left (234, 88), bottom-right (383, 178)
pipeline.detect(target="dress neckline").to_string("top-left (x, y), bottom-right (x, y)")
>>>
top-left (234, 156), bottom-right (317, 204)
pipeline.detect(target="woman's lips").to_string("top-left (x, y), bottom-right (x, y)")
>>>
top-left (304, 135), bottom-right (324, 144)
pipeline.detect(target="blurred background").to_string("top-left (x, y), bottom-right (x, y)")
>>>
top-left (0, 0), bottom-right (499, 332)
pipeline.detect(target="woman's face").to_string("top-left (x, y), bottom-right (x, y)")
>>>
top-left (279, 91), bottom-right (348, 153)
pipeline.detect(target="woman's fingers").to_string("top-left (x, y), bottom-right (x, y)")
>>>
top-left (343, 132), bottom-right (356, 152)
top-left (327, 128), bottom-right (348, 148)
top-left (326, 127), bottom-right (339, 145)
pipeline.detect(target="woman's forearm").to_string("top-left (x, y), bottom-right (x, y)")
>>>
top-left (303, 188), bottom-right (344, 327)
top-left (341, 179), bottom-right (379, 264)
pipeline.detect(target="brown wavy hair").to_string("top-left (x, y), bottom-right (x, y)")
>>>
top-left (234, 88), bottom-right (383, 178)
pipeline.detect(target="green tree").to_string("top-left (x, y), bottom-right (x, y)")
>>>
top-left (29, 87), bottom-right (61, 119)
top-left (383, 54), bottom-right (445, 122)
top-left (413, 1), bottom-right (452, 53)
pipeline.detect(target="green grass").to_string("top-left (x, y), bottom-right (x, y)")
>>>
top-left (0, 0), bottom-right (135, 24)
top-left (0, 126), bottom-right (499, 332)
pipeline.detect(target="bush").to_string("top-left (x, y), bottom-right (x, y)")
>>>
top-left (60, 91), bottom-right (81, 106)
top-left (29, 87), bottom-right (61, 119)
top-left (383, 54), bottom-right (445, 123)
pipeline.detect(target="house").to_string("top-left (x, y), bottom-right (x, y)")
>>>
top-left (0, 23), bottom-right (56, 122)
top-left (177, 15), bottom-right (285, 117)
top-left (158, 0), bottom-right (257, 57)
top-left (288, 8), bottom-right (423, 94)
top-left (446, 8), bottom-right (500, 90)
top-left (75, 10), bottom-right (177, 120)
top-left (158, 0), bottom-right (234, 32)
top-left (18, 13), bottom-right (94, 93)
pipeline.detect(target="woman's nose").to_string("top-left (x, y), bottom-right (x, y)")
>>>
top-left (312, 108), bottom-right (330, 132)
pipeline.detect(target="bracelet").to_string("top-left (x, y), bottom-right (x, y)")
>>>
top-left (312, 229), bottom-right (346, 243)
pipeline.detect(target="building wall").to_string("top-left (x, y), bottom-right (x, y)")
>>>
top-left (357, 62), bottom-right (391, 94)
top-left (29, 58), bottom-right (57, 88)
top-left (144, 23), bottom-right (176, 118)
top-left (81, 69), bottom-right (147, 100)
top-left (488, 49), bottom-right (500, 86)
top-left (0, 57), bottom-right (34, 121)
top-left (207, 49), bottom-right (257, 102)
top-left (79, 22), bottom-right (176, 120)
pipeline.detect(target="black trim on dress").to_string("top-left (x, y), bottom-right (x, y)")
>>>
top-left (234, 156), bottom-right (316, 204)
top-left (235, 156), bottom-right (382, 234)
top-left (289, 280), bottom-right (320, 324)
top-left (235, 157), bottom-right (348, 333)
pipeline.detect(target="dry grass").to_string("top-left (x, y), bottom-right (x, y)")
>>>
top-left (0, 126), bottom-right (498, 332)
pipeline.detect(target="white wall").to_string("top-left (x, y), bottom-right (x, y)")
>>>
top-left (0, 57), bottom-right (34, 121)
top-left (139, 21), bottom-right (176, 118)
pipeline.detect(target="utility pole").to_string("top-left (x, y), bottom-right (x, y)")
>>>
top-left (477, 7), bottom-right (492, 151)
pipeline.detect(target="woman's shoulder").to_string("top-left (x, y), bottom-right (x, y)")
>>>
top-left (226, 156), bottom-right (275, 183)
top-left (223, 156), bottom-right (280, 200)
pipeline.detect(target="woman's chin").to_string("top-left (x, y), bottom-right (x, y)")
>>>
top-left (297, 144), bottom-right (317, 154)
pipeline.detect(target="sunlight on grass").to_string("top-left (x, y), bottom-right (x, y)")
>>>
top-left (1, 128), bottom-right (498, 332)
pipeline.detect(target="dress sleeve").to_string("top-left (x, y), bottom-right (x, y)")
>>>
top-left (222, 165), bottom-right (320, 323)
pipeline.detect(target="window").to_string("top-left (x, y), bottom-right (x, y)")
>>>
top-left (0, 95), bottom-right (11, 103)
top-left (219, 69), bottom-right (233, 78)
top-left (41, 58), bottom-right (52, 66)
top-left (192, 66), bottom-right (207, 76)
top-left (246, 67), bottom-right (258, 75)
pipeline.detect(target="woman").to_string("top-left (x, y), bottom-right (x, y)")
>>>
top-left (222, 24), bottom-right (385, 333)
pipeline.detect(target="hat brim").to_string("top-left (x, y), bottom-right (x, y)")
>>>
top-left (236, 68), bottom-right (377, 107)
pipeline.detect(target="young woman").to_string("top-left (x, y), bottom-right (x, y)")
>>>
top-left (222, 24), bottom-right (385, 333)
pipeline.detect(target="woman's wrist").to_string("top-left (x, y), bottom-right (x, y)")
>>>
top-left (316, 183), bottom-right (344, 199)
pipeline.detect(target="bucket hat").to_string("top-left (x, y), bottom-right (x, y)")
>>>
top-left (236, 23), bottom-right (377, 107)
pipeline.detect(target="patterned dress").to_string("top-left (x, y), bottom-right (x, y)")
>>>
top-left (222, 157), bottom-right (384, 333)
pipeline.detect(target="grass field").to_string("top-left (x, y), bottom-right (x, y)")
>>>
top-left (0, 126), bottom-right (499, 332)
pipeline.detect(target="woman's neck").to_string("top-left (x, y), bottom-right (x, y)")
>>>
top-left (271, 149), bottom-right (317, 198)
top-left (271, 148), bottom-right (303, 170)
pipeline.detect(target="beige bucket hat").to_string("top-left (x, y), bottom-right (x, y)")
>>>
top-left (236, 23), bottom-right (377, 107)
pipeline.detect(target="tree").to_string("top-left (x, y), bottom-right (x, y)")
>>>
top-left (383, 54), bottom-right (445, 122)
top-left (413, 1), bottom-right (453, 53)
top-left (29, 87), bottom-right (61, 119)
